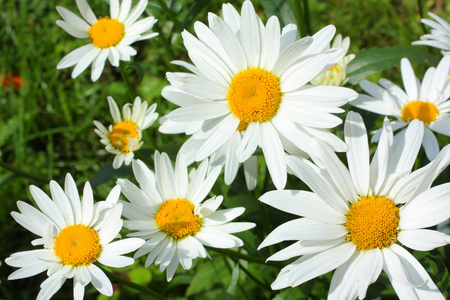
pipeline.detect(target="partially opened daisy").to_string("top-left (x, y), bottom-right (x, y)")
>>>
top-left (56, 0), bottom-right (158, 81)
top-left (352, 56), bottom-right (450, 160)
top-left (311, 34), bottom-right (355, 86)
top-left (258, 111), bottom-right (450, 299)
top-left (5, 173), bottom-right (145, 300)
top-left (159, 0), bottom-right (357, 190)
top-left (412, 12), bottom-right (450, 55)
top-left (94, 96), bottom-right (158, 169)
top-left (117, 151), bottom-right (256, 281)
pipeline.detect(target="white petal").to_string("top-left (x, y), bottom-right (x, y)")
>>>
top-left (87, 264), bottom-right (113, 296)
top-left (260, 122), bottom-right (286, 190)
top-left (64, 174), bottom-right (82, 224)
top-left (195, 228), bottom-right (243, 248)
top-left (243, 155), bottom-right (257, 190)
top-left (398, 229), bottom-right (450, 251)
top-left (258, 218), bottom-right (348, 250)
top-left (389, 120), bottom-right (424, 176)
top-left (423, 128), bottom-right (439, 161)
top-left (344, 112), bottom-right (370, 196)
top-left (50, 180), bottom-right (74, 225)
top-left (57, 44), bottom-right (93, 69)
top-left (29, 185), bottom-right (66, 229)
top-left (401, 58), bottom-right (419, 100)
top-left (260, 16), bottom-right (280, 70)
top-left (285, 155), bottom-right (349, 214)
top-left (195, 115), bottom-right (239, 161)
top-left (400, 182), bottom-right (450, 229)
top-left (71, 46), bottom-right (101, 79)
top-left (239, 0), bottom-right (261, 68)
top-left (56, 20), bottom-right (89, 38)
top-left (259, 190), bottom-right (346, 224)
top-left (80, 182), bottom-right (94, 225)
top-left (76, 0), bottom-right (97, 25)
top-left (273, 242), bottom-right (355, 289)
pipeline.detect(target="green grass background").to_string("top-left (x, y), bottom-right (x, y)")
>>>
top-left (1, 0), bottom-right (449, 299)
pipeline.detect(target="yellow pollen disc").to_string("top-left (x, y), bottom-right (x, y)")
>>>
top-left (237, 120), bottom-right (249, 131)
top-left (401, 100), bottom-right (439, 125)
top-left (329, 65), bottom-right (340, 72)
top-left (345, 196), bottom-right (399, 250)
top-left (89, 17), bottom-right (125, 48)
top-left (155, 198), bottom-right (201, 239)
top-left (227, 68), bottom-right (282, 123)
top-left (109, 121), bottom-right (139, 152)
top-left (54, 224), bottom-right (101, 266)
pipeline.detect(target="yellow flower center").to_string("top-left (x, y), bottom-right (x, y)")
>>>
top-left (227, 68), bottom-right (282, 123)
top-left (54, 224), bottom-right (101, 266)
top-left (345, 196), bottom-right (399, 250)
top-left (401, 100), bottom-right (439, 125)
top-left (155, 198), bottom-right (201, 239)
top-left (88, 17), bottom-right (125, 48)
top-left (329, 65), bottom-right (340, 72)
top-left (237, 120), bottom-right (249, 131)
top-left (109, 121), bottom-right (139, 152)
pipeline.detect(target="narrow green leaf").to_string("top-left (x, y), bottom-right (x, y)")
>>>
top-left (347, 46), bottom-right (440, 85)
top-left (225, 264), bottom-right (240, 300)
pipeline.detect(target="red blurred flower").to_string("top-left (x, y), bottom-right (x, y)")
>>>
top-left (1, 73), bottom-right (22, 90)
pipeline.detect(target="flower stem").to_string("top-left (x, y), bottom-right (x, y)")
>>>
top-left (100, 266), bottom-right (167, 300)
top-left (118, 64), bottom-right (137, 102)
top-left (208, 248), bottom-right (280, 267)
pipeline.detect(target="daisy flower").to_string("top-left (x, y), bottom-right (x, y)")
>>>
top-left (352, 56), bottom-right (450, 160)
top-left (56, 0), bottom-right (158, 81)
top-left (412, 12), bottom-right (450, 55)
top-left (117, 151), bottom-right (256, 281)
top-left (258, 111), bottom-right (450, 299)
top-left (94, 96), bottom-right (158, 169)
top-left (311, 34), bottom-right (355, 86)
top-left (5, 173), bottom-right (145, 300)
top-left (159, 0), bottom-right (358, 190)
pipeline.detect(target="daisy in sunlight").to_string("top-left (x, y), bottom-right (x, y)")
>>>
top-left (117, 151), bottom-right (256, 281)
top-left (5, 174), bottom-right (144, 300)
top-left (311, 34), bottom-right (355, 86)
top-left (94, 96), bottom-right (158, 169)
top-left (259, 112), bottom-right (450, 299)
top-left (352, 56), bottom-right (450, 160)
top-left (56, 0), bottom-right (158, 81)
top-left (159, 0), bottom-right (357, 190)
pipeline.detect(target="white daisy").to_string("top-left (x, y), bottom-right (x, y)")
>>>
top-left (258, 111), bottom-right (450, 299)
top-left (412, 12), bottom-right (450, 55)
top-left (311, 34), bottom-right (355, 86)
top-left (5, 173), bottom-right (145, 300)
top-left (159, 0), bottom-right (357, 190)
top-left (94, 96), bottom-right (158, 169)
top-left (352, 56), bottom-right (450, 160)
top-left (117, 151), bottom-right (256, 281)
top-left (56, 0), bottom-right (158, 81)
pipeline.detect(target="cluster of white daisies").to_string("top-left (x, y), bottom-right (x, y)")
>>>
top-left (5, 0), bottom-right (450, 299)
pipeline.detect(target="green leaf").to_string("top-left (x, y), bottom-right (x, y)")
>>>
top-left (89, 163), bottom-right (133, 187)
top-left (186, 259), bottom-right (230, 296)
top-left (347, 46), bottom-right (441, 85)
top-left (129, 266), bottom-right (152, 286)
